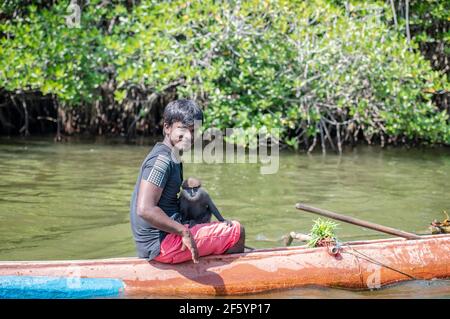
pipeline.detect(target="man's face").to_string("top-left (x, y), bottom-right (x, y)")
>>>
top-left (164, 121), bottom-right (195, 151)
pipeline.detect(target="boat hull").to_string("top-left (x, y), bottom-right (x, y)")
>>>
top-left (0, 234), bottom-right (449, 298)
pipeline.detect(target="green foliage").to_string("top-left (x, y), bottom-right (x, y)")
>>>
top-left (0, 0), bottom-right (448, 147)
top-left (198, 0), bottom-right (449, 147)
top-left (406, 0), bottom-right (450, 42)
top-left (0, 1), bottom-right (107, 105)
top-left (307, 218), bottom-right (339, 248)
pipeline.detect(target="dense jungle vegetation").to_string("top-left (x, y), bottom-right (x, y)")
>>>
top-left (0, 0), bottom-right (449, 152)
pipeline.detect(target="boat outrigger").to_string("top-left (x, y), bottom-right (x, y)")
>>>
top-left (0, 234), bottom-right (449, 298)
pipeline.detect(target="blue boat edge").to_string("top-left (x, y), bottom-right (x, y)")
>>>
top-left (0, 275), bottom-right (125, 299)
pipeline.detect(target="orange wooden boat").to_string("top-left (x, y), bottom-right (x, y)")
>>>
top-left (0, 234), bottom-right (449, 298)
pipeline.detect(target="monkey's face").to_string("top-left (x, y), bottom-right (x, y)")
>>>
top-left (185, 186), bottom-right (200, 198)
top-left (181, 178), bottom-right (202, 201)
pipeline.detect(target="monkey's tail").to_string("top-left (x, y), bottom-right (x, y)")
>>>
top-left (244, 245), bottom-right (256, 251)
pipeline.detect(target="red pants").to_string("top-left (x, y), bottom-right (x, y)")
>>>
top-left (154, 221), bottom-right (241, 264)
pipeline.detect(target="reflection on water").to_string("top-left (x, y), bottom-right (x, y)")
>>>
top-left (138, 279), bottom-right (450, 299)
top-left (0, 136), bottom-right (449, 298)
top-left (252, 279), bottom-right (450, 299)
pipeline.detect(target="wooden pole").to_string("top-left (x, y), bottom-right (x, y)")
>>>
top-left (295, 203), bottom-right (422, 240)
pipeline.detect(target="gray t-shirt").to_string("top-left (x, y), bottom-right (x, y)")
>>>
top-left (130, 142), bottom-right (183, 260)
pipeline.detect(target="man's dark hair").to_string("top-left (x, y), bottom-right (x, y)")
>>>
top-left (163, 99), bottom-right (203, 127)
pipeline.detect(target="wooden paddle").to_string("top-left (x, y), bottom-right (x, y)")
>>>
top-left (295, 203), bottom-right (422, 240)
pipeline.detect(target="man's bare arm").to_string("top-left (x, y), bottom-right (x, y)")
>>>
top-left (136, 179), bottom-right (199, 263)
top-left (136, 179), bottom-right (185, 234)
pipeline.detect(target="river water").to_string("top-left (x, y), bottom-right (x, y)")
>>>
top-left (0, 136), bottom-right (449, 298)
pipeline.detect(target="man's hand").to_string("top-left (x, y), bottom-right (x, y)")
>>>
top-left (181, 229), bottom-right (199, 263)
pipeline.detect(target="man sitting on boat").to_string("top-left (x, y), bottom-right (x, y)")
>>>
top-left (129, 99), bottom-right (246, 264)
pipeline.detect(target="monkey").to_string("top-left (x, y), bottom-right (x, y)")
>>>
top-left (179, 177), bottom-right (231, 228)
top-left (179, 177), bottom-right (256, 251)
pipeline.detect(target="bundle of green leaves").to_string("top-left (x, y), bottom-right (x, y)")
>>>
top-left (307, 218), bottom-right (339, 248)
